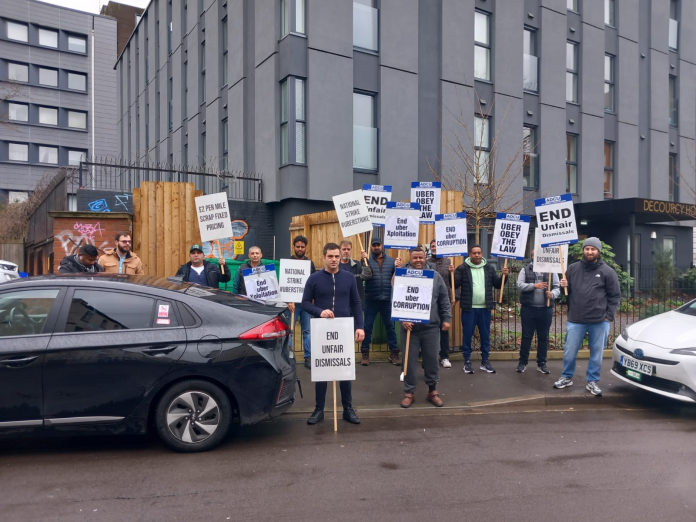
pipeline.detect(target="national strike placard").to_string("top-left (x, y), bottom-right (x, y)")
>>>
top-left (362, 184), bottom-right (392, 227)
top-left (278, 259), bottom-right (312, 303)
top-left (332, 189), bottom-right (373, 237)
top-left (434, 212), bottom-right (468, 257)
top-left (490, 213), bottom-right (531, 260)
top-left (310, 317), bottom-right (356, 382)
top-left (384, 202), bottom-right (420, 250)
top-left (195, 192), bottom-right (233, 243)
top-left (391, 268), bottom-right (434, 324)
top-left (411, 181), bottom-right (442, 224)
top-left (534, 194), bottom-right (578, 248)
top-left (242, 264), bottom-right (280, 302)
top-left (533, 229), bottom-right (569, 274)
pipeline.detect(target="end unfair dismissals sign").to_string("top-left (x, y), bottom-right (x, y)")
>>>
top-left (534, 194), bottom-right (578, 248)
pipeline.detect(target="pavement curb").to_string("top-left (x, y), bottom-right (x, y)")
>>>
top-left (301, 350), bottom-right (614, 363)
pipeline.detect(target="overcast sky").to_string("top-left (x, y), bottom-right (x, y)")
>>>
top-left (36, 0), bottom-right (150, 15)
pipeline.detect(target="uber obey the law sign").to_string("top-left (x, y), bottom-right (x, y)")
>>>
top-left (310, 317), bottom-right (356, 382)
top-left (411, 181), bottom-right (442, 224)
top-left (391, 268), bottom-right (434, 324)
top-left (490, 213), bottom-right (531, 260)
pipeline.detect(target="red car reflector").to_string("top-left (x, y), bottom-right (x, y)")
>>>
top-left (239, 316), bottom-right (288, 340)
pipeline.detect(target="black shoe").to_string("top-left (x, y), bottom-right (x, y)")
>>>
top-left (307, 408), bottom-right (324, 425)
top-left (463, 360), bottom-right (474, 374)
top-left (304, 357), bottom-right (311, 369)
top-left (516, 362), bottom-right (527, 373)
top-left (480, 361), bottom-right (496, 373)
top-left (343, 408), bottom-right (361, 424)
top-left (537, 363), bottom-right (551, 374)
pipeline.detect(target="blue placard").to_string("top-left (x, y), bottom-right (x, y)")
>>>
top-left (435, 212), bottom-right (467, 222)
top-left (534, 193), bottom-right (573, 208)
top-left (363, 184), bottom-right (393, 192)
top-left (386, 201), bottom-right (421, 210)
top-left (410, 181), bottom-right (442, 189)
top-left (495, 212), bottom-right (531, 222)
top-left (394, 268), bottom-right (435, 279)
top-left (242, 263), bottom-right (276, 277)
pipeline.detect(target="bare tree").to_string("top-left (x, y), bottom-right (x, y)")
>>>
top-left (0, 81), bottom-right (22, 130)
top-left (428, 87), bottom-right (537, 244)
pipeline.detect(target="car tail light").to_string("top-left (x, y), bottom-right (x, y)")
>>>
top-left (239, 316), bottom-right (288, 340)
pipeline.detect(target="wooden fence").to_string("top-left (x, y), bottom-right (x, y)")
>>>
top-left (0, 240), bottom-right (24, 270)
top-left (133, 182), bottom-right (203, 277)
top-left (289, 190), bottom-right (464, 350)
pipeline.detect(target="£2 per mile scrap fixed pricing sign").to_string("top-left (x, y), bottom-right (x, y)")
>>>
top-left (534, 194), bottom-right (578, 248)
top-left (490, 213), bottom-right (531, 260)
top-left (195, 192), bottom-right (233, 243)
top-left (391, 268), bottom-right (434, 324)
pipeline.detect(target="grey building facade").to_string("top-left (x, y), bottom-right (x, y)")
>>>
top-left (0, 0), bottom-right (118, 202)
top-left (116, 0), bottom-right (696, 270)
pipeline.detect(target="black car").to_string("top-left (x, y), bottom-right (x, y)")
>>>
top-left (0, 274), bottom-right (296, 452)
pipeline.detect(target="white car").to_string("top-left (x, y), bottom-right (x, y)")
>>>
top-left (612, 302), bottom-right (696, 403)
top-left (0, 260), bottom-right (19, 283)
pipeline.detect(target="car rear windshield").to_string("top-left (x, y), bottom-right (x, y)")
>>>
top-left (676, 301), bottom-right (696, 316)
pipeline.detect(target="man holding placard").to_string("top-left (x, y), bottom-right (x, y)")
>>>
top-left (176, 244), bottom-right (230, 288)
top-left (338, 240), bottom-right (372, 309)
top-left (395, 247), bottom-right (452, 408)
top-left (288, 235), bottom-right (316, 369)
top-left (429, 240), bottom-right (455, 367)
top-left (302, 243), bottom-right (365, 426)
top-left (232, 246), bottom-right (263, 294)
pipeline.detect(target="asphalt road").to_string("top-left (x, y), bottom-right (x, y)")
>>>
top-left (2, 402), bottom-right (696, 522)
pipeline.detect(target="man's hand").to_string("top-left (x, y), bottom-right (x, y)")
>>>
top-left (605, 318), bottom-right (611, 322)
top-left (360, 250), bottom-right (368, 260)
top-left (533, 282), bottom-right (548, 290)
top-left (402, 321), bottom-right (414, 331)
top-left (546, 291), bottom-right (553, 299)
top-left (320, 310), bottom-right (335, 318)
top-left (451, 301), bottom-right (456, 309)
top-left (355, 329), bottom-right (365, 342)
top-left (560, 278), bottom-right (568, 288)
top-left (448, 264), bottom-right (454, 273)
top-left (395, 257), bottom-right (402, 268)
top-left (287, 303), bottom-right (296, 313)
top-left (442, 322), bottom-right (451, 332)
top-left (502, 267), bottom-right (509, 276)
top-left (219, 258), bottom-right (226, 267)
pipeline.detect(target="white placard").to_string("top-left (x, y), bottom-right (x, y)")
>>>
top-left (332, 190), bottom-right (373, 236)
top-left (362, 184), bottom-right (392, 227)
top-left (534, 194), bottom-right (578, 248)
top-left (490, 213), bottom-right (531, 260)
top-left (242, 264), bottom-right (280, 302)
top-left (279, 259), bottom-right (312, 303)
top-left (391, 268), bottom-right (434, 324)
top-left (434, 212), bottom-right (468, 257)
top-left (384, 202), bottom-right (421, 250)
top-left (411, 181), bottom-right (442, 224)
top-left (533, 229), bottom-right (569, 274)
top-left (310, 317), bottom-right (356, 382)
top-left (195, 192), bottom-right (233, 243)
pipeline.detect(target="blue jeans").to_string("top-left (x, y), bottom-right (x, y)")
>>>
top-left (361, 299), bottom-right (398, 354)
top-left (285, 309), bottom-right (311, 359)
top-left (461, 308), bottom-right (491, 362)
top-left (562, 321), bottom-right (610, 382)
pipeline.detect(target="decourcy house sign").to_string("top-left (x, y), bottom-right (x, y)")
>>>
top-left (640, 199), bottom-right (696, 219)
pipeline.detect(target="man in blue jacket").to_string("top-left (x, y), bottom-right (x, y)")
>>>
top-left (302, 242), bottom-right (365, 426)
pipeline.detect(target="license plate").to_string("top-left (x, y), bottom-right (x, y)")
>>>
top-left (620, 355), bottom-right (654, 376)
top-left (625, 369), bottom-right (642, 382)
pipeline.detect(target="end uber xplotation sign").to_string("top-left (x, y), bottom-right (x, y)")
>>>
top-left (534, 194), bottom-right (578, 248)
top-left (384, 202), bottom-right (420, 250)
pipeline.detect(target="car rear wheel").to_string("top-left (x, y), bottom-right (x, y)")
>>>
top-left (155, 380), bottom-right (232, 453)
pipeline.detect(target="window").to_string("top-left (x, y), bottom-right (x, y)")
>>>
top-left (200, 41), bottom-right (206, 104)
top-left (168, 77), bottom-right (173, 130)
top-left (566, 42), bottom-right (578, 103)
top-left (669, 75), bottom-right (678, 127)
top-left (669, 0), bottom-right (678, 50)
top-left (222, 119), bottom-right (228, 170)
top-left (523, 126), bottom-right (538, 189)
top-left (8, 143), bottom-right (28, 162)
top-left (7, 21), bottom-right (28, 42)
top-left (474, 116), bottom-right (490, 184)
top-left (296, 0), bottom-right (305, 34)
top-left (221, 18), bottom-right (228, 86)
top-left (353, 0), bottom-right (378, 52)
top-left (604, 0), bottom-right (614, 26)
top-left (64, 290), bottom-right (155, 332)
top-left (68, 35), bottom-right (87, 53)
top-left (8, 62), bottom-right (28, 82)
top-left (168, 21), bottom-right (172, 54)
top-left (8, 103), bottom-right (28, 122)
top-left (0, 289), bottom-right (59, 337)
top-left (183, 61), bottom-right (188, 118)
top-left (68, 73), bottom-right (87, 91)
top-left (474, 12), bottom-right (491, 81)
top-left (626, 234), bottom-right (641, 277)
top-left (68, 150), bottom-right (85, 166)
top-left (281, 79), bottom-right (289, 165)
top-left (295, 78), bottom-right (305, 164)
top-left (567, 0), bottom-right (578, 12)
top-left (604, 142), bottom-right (614, 199)
top-left (353, 92), bottom-right (377, 170)
top-left (155, 300), bottom-right (179, 327)
top-left (669, 154), bottom-right (679, 202)
top-left (38, 146), bottom-right (58, 164)
top-left (663, 237), bottom-right (676, 264)
top-left (604, 54), bottom-right (614, 112)
top-left (280, 77), bottom-right (307, 166)
top-left (38, 28), bottom-right (58, 48)
top-left (39, 68), bottom-right (58, 87)
top-left (281, 0), bottom-right (305, 36)
top-left (38, 107), bottom-right (58, 125)
top-left (523, 29), bottom-right (538, 92)
top-left (201, 132), bottom-right (206, 167)
top-left (68, 111), bottom-right (87, 129)
top-left (566, 134), bottom-right (578, 193)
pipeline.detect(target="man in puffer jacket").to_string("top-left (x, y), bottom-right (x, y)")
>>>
top-left (454, 244), bottom-right (508, 374)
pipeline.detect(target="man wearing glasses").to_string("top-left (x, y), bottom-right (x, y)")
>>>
top-left (98, 232), bottom-right (145, 275)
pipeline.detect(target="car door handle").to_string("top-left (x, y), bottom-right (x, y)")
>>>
top-left (0, 356), bottom-right (39, 367)
top-left (142, 345), bottom-right (178, 357)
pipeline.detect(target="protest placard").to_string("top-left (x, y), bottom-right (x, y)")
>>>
top-left (332, 190), bottom-right (373, 237)
top-left (362, 184), bottom-right (392, 227)
top-left (384, 202), bottom-right (421, 250)
top-left (278, 259), bottom-right (312, 303)
top-left (310, 317), bottom-right (356, 382)
top-left (533, 228), bottom-right (569, 273)
top-left (195, 192), bottom-right (233, 243)
top-left (490, 213), bottom-right (531, 260)
top-left (434, 212), bottom-right (468, 257)
top-left (534, 194), bottom-right (578, 248)
top-left (242, 264), bottom-right (280, 302)
top-left (391, 268), bottom-right (434, 324)
top-left (411, 181), bottom-right (442, 224)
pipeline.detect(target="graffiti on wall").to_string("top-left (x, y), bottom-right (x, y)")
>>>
top-left (202, 220), bottom-right (249, 260)
top-left (77, 190), bottom-right (133, 213)
top-left (56, 221), bottom-right (110, 256)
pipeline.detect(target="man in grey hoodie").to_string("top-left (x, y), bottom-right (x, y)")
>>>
top-left (555, 237), bottom-right (621, 396)
top-left (398, 247), bottom-right (452, 408)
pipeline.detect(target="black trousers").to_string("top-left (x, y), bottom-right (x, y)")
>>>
top-left (315, 381), bottom-right (352, 410)
top-left (439, 329), bottom-right (450, 360)
top-left (519, 305), bottom-right (553, 365)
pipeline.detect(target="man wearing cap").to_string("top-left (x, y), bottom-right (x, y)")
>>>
top-left (555, 237), bottom-right (620, 396)
top-left (175, 244), bottom-right (231, 288)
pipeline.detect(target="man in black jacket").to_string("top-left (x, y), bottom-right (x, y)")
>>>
top-left (302, 242), bottom-right (365, 426)
top-left (59, 244), bottom-right (104, 273)
top-left (175, 244), bottom-right (231, 288)
top-left (338, 239), bottom-right (372, 309)
top-left (454, 245), bottom-right (508, 374)
top-left (289, 235), bottom-right (316, 369)
top-left (232, 246), bottom-right (263, 295)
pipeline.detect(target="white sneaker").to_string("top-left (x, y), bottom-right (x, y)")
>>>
top-left (441, 358), bottom-right (451, 368)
